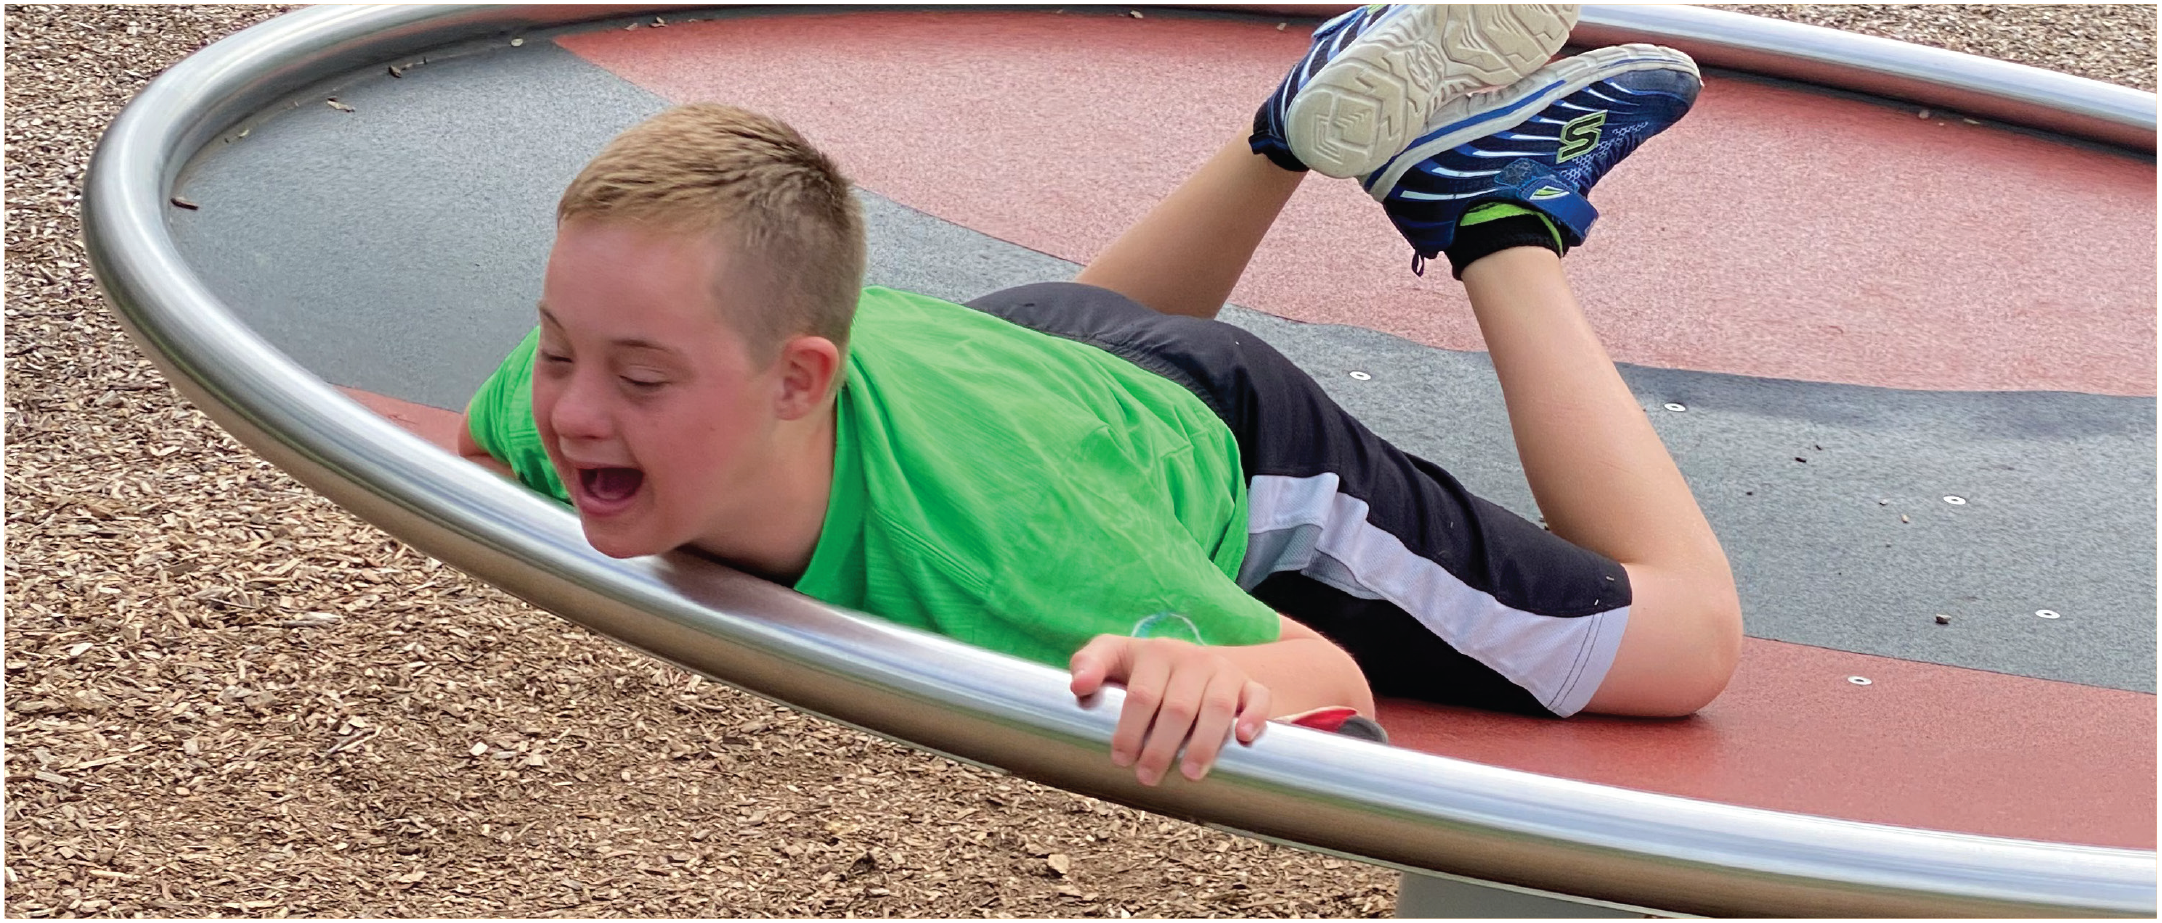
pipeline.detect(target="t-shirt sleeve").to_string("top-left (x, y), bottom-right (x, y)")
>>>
top-left (1107, 554), bottom-right (1285, 649)
top-left (464, 327), bottom-right (571, 505)
top-left (971, 509), bottom-right (1284, 664)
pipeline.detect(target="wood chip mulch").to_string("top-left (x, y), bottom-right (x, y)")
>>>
top-left (5, 4), bottom-right (2151, 919)
top-left (1716, 4), bottom-right (2156, 91)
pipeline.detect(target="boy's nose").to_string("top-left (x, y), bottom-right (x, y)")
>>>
top-left (548, 375), bottom-right (615, 442)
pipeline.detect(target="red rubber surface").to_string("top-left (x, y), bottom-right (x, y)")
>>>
top-left (559, 10), bottom-right (2156, 398)
top-left (1378, 639), bottom-right (2156, 850)
top-left (360, 391), bottom-right (2155, 849)
top-left (342, 387), bottom-right (464, 450)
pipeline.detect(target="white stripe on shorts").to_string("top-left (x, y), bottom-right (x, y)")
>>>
top-left (1239, 472), bottom-right (1628, 717)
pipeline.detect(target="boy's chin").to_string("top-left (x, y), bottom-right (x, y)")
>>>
top-left (578, 522), bottom-right (669, 560)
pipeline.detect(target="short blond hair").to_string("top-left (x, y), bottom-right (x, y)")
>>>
top-left (557, 103), bottom-right (866, 357)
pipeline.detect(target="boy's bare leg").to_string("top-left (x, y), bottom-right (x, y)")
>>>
top-left (1073, 137), bottom-right (1304, 321)
top-left (1075, 4), bottom-right (1579, 321)
top-left (1346, 43), bottom-right (1733, 715)
top-left (1461, 248), bottom-right (1742, 716)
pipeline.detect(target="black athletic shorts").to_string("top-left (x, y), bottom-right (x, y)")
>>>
top-left (967, 282), bottom-right (1633, 717)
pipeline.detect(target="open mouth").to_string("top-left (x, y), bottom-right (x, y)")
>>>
top-left (576, 466), bottom-right (645, 510)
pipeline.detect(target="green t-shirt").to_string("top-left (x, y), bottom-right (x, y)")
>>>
top-left (464, 327), bottom-right (570, 505)
top-left (466, 286), bottom-right (1280, 666)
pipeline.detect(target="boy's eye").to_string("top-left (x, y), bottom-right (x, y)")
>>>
top-left (538, 351), bottom-right (570, 365)
top-left (621, 376), bottom-right (666, 390)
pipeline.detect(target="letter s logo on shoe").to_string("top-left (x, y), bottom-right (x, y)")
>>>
top-left (1556, 110), bottom-right (1608, 164)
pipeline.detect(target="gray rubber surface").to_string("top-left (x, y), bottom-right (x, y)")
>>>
top-left (1240, 312), bottom-right (2156, 694)
top-left (170, 41), bottom-right (656, 411)
top-left (165, 34), bottom-right (2156, 693)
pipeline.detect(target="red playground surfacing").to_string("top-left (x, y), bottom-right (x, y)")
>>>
top-left (562, 10), bottom-right (2156, 397)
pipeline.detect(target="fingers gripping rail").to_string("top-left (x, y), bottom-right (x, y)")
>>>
top-left (81, 5), bottom-right (2155, 917)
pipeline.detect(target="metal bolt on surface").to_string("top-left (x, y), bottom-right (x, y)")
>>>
top-left (1943, 495), bottom-right (1967, 505)
top-left (2035, 610), bottom-right (2061, 620)
top-left (1663, 402), bottom-right (1687, 412)
top-left (1847, 676), bottom-right (1872, 686)
top-left (1347, 371), bottom-right (1371, 381)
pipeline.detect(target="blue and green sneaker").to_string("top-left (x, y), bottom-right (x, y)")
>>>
top-left (1250, 4), bottom-right (1580, 179)
top-left (1362, 43), bottom-right (1702, 266)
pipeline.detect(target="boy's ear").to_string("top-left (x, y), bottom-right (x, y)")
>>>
top-left (772, 334), bottom-right (842, 421)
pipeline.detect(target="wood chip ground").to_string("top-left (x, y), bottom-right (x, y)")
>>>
top-left (5, 5), bottom-right (2151, 918)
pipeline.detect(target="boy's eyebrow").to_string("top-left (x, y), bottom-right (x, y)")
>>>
top-left (535, 303), bottom-right (679, 354)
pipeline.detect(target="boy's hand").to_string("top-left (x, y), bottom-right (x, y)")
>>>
top-left (1069, 635), bottom-right (1271, 786)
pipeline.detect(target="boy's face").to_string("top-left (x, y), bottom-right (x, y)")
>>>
top-left (533, 219), bottom-right (787, 559)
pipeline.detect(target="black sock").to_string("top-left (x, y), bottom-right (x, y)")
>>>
top-left (1442, 209), bottom-right (1565, 280)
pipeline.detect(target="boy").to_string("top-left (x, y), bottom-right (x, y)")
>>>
top-left (460, 5), bottom-right (1742, 787)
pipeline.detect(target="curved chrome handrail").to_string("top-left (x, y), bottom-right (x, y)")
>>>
top-left (81, 5), bottom-right (2155, 917)
top-left (1571, 4), bottom-right (2156, 151)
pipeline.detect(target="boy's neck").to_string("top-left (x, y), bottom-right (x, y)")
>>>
top-left (688, 402), bottom-right (837, 585)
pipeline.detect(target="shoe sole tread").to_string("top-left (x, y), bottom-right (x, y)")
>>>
top-left (1286, 4), bottom-right (1580, 178)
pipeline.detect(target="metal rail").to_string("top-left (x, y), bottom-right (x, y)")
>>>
top-left (81, 4), bottom-right (2155, 917)
top-left (1572, 4), bottom-right (2156, 152)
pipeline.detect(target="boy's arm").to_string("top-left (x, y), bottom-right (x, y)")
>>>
top-left (456, 407), bottom-right (517, 479)
top-left (1211, 616), bottom-right (1374, 716)
top-left (1069, 615), bottom-right (1372, 787)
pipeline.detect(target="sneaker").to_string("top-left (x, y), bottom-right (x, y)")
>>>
top-left (1251, 4), bottom-right (1581, 179)
top-left (1364, 43), bottom-right (1701, 262)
